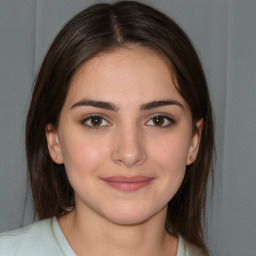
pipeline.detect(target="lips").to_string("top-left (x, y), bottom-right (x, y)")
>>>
top-left (101, 176), bottom-right (154, 192)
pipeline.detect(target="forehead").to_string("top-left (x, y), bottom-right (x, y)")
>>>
top-left (65, 47), bottom-right (186, 109)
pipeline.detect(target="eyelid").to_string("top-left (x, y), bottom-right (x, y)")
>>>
top-left (79, 113), bottom-right (176, 129)
top-left (80, 114), bottom-right (112, 128)
top-left (145, 114), bottom-right (176, 127)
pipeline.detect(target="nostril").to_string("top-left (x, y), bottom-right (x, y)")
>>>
top-left (110, 130), bottom-right (147, 167)
top-left (112, 151), bottom-right (147, 168)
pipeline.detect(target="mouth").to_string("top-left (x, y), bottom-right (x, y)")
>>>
top-left (100, 176), bottom-right (154, 192)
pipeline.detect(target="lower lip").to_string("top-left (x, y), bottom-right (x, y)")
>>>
top-left (101, 179), bottom-right (154, 192)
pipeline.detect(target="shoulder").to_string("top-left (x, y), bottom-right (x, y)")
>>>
top-left (0, 218), bottom-right (63, 256)
top-left (177, 235), bottom-right (205, 256)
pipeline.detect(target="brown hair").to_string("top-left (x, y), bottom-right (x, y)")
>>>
top-left (26, 1), bottom-right (214, 255)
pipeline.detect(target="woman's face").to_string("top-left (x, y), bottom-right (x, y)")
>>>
top-left (46, 47), bottom-right (202, 225)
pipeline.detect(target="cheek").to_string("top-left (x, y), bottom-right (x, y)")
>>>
top-left (151, 133), bottom-right (191, 170)
top-left (148, 132), bottom-right (191, 195)
top-left (60, 131), bottom-right (109, 179)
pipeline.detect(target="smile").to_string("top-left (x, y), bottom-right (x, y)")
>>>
top-left (100, 176), bottom-right (155, 192)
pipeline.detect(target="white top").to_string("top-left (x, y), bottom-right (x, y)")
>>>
top-left (0, 217), bottom-right (202, 255)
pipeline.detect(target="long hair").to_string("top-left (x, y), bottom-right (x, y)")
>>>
top-left (26, 1), bottom-right (214, 255)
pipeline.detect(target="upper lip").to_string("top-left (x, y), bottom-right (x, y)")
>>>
top-left (101, 176), bottom-right (154, 182)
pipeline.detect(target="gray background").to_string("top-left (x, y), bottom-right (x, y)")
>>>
top-left (0, 0), bottom-right (255, 255)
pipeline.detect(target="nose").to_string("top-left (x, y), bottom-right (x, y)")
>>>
top-left (111, 126), bottom-right (147, 168)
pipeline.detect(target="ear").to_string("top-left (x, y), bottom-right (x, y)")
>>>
top-left (45, 123), bottom-right (63, 164)
top-left (186, 119), bottom-right (204, 165)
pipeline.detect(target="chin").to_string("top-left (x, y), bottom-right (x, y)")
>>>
top-left (101, 204), bottom-right (166, 226)
top-left (107, 214), bottom-right (151, 226)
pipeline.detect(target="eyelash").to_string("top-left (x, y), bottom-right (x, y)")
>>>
top-left (80, 114), bottom-right (110, 129)
top-left (145, 114), bottom-right (176, 128)
top-left (80, 114), bottom-right (176, 129)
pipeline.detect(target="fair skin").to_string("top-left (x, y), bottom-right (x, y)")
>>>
top-left (46, 47), bottom-right (203, 256)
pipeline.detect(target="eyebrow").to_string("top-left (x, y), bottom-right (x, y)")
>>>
top-left (140, 99), bottom-right (184, 111)
top-left (70, 98), bottom-right (184, 111)
top-left (70, 99), bottom-right (119, 111)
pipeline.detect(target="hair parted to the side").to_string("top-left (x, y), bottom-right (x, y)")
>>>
top-left (26, 1), bottom-right (214, 255)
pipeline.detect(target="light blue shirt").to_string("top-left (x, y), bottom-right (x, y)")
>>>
top-left (0, 217), bottom-right (202, 255)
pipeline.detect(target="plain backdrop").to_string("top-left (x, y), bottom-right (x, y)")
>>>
top-left (0, 0), bottom-right (255, 255)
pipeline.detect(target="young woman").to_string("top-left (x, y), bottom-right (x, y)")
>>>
top-left (0, 1), bottom-right (214, 255)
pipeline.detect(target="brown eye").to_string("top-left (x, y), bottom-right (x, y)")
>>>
top-left (146, 115), bottom-right (175, 128)
top-left (90, 116), bottom-right (103, 126)
top-left (81, 115), bottom-right (110, 128)
top-left (152, 116), bottom-right (165, 126)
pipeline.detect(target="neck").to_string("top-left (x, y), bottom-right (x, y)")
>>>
top-left (58, 206), bottom-right (178, 256)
